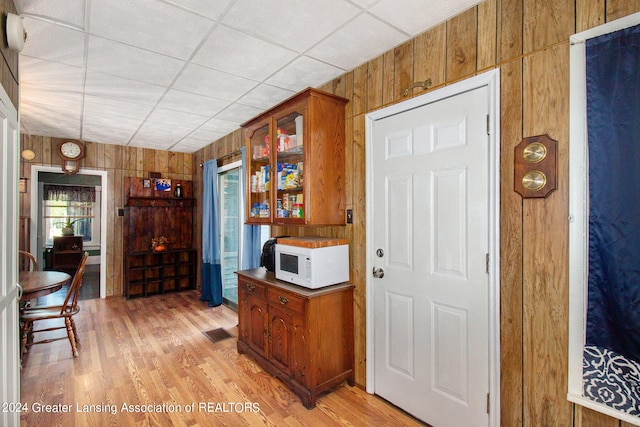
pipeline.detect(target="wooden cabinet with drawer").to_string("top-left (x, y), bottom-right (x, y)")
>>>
top-left (236, 268), bottom-right (354, 408)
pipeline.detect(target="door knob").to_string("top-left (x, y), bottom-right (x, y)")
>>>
top-left (372, 267), bottom-right (385, 279)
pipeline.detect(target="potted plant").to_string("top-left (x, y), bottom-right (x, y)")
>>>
top-left (60, 218), bottom-right (79, 236)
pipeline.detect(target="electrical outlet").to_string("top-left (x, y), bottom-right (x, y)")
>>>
top-left (346, 209), bottom-right (353, 224)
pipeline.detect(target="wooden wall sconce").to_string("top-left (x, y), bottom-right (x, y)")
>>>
top-left (514, 134), bottom-right (557, 198)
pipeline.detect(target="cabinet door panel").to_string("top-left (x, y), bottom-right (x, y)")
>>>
top-left (238, 288), bottom-right (249, 343)
top-left (275, 108), bottom-right (305, 223)
top-left (269, 305), bottom-right (292, 373)
top-left (291, 315), bottom-right (308, 385)
top-left (248, 295), bottom-right (269, 358)
top-left (246, 122), bottom-right (272, 223)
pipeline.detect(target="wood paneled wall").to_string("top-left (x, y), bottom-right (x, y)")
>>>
top-left (195, 0), bottom-right (640, 425)
top-left (0, 0), bottom-right (20, 110)
top-left (19, 135), bottom-right (193, 297)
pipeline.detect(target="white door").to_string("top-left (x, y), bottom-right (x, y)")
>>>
top-left (370, 85), bottom-right (491, 426)
top-left (0, 89), bottom-right (21, 426)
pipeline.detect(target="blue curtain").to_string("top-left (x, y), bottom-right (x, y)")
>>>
top-left (585, 24), bottom-right (640, 362)
top-left (240, 146), bottom-right (262, 270)
top-left (201, 159), bottom-right (222, 307)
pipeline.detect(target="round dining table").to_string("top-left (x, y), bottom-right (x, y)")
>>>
top-left (19, 270), bottom-right (72, 301)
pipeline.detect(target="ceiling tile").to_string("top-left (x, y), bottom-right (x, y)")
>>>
top-left (265, 56), bottom-right (345, 92)
top-left (82, 99), bottom-right (148, 145)
top-left (20, 118), bottom-right (81, 140)
top-left (144, 108), bottom-right (210, 129)
top-left (83, 95), bottom-right (153, 120)
top-left (129, 122), bottom-right (193, 150)
top-left (168, 145), bottom-right (200, 154)
top-left (129, 134), bottom-right (179, 150)
top-left (172, 63), bottom-right (258, 101)
top-left (89, 0), bottom-right (214, 60)
top-left (223, 0), bottom-right (360, 53)
top-left (307, 13), bottom-right (407, 70)
top-left (164, 0), bottom-right (233, 20)
top-left (215, 103), bottom-right (263, 124)
top-left (21, 17), bottom-right (85, 67)
top-left (21, 85), bottom-right (82, 115)
top-left (20, 57), bottom-right (84, 91)
top-left (82, 121), bottom-right (138, 146)
top-left (157, 89), bottom-right (228, 116)
top-left (186, 128), bottom-right (228, 143)
top-left (15, 0), bottom-right (86, 28)
top-left (200, 117), bottom-right (241, 135)
top-left (192, 25), bottom-right (297, 81)
top-left (87, 36), bottom-right (185, 86)
top-left (170, 138), bottom-right (211, 153)
top-left (370, 0), bottom-right (480, 36)
top-left (84, 70), bottom-right (166, 105)
top-left (20, 88), bottom-right (82, 139)
top-left (237, 84), bottom-right (296, 110)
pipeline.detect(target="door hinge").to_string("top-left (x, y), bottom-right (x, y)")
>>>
top-left (486, 253), bottom-right (490, 274)
top-left (486, 114), bottom-right (490, 135)
top-left (486, 393), bottom-right (490, 413)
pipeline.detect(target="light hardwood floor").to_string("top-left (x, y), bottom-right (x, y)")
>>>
top-left (20, 290), bottom-right (425, 426)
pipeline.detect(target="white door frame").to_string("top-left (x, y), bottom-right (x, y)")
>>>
top-left (0, 77), bottom-right (20, 427)
top-left (365, 69), bottom-right (501, 425)
top-left (30, 165), bottom-right (108, 299)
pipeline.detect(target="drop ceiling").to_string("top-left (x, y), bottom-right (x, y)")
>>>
top-left (16, 0), bottom-right (480, 153)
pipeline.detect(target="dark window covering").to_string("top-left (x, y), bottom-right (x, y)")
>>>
top-left (44, 184), bottom-right (96, 202)
top-left (586, 24), bottom-right (640, 363)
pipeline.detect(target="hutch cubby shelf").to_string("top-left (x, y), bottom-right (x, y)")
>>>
top-left (123, 177), bottom-right (196, 299)
top-left (124, 249), bottom-right (197, 298)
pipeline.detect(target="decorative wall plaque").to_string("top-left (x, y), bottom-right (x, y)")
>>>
top-left (514, 134), bottom-right (557, 198)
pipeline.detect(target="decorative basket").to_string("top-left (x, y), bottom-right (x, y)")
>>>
top-left (151, 236), bottom-right (169, 252)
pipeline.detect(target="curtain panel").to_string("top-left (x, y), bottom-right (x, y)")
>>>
top-left (201, 160), bottom-right (222, 307)
top-left (584, 23), bottom-right (640, 417)
top-left (43, 184), bottom-right (95, 202)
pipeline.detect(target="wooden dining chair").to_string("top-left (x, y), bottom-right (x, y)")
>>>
top-left (18, 250), bottom-right (38, 271)
top-left (20, 252), bottom-right (88, 359)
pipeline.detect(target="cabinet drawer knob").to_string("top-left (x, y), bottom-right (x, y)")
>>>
top-left (246, 283), bottom-right (256, 291)
top-left (278, 296), bottom-right (288, 304)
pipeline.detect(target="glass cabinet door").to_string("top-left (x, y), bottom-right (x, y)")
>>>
top-left (274, 110), bottom-right (304, 223)
top-left (247, 122), bottom-right (272, 222)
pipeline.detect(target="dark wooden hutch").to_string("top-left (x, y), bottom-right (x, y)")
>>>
top-left (123, 177), bottom-right (197, 298)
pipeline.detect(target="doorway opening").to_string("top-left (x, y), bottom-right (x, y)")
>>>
top-left (30, 165), bottom-right (108, 300)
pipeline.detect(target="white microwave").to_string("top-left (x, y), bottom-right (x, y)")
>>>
top-left (275, 243), bottom-right (349, 289)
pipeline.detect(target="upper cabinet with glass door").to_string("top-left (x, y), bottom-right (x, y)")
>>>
top-left (242, 88), bottom-right (348, 225)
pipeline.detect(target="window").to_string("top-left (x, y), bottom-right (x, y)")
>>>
top-left (43, 185), bottom-right (101, 246)
top-left (569, 14), bottom-right (640, 424)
